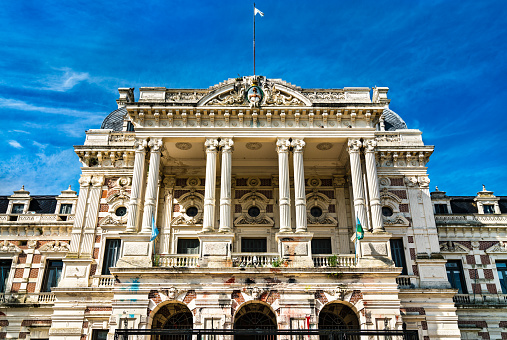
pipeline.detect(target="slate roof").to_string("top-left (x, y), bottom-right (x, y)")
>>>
top-left (0, 196), bottom-right (58, 214)
top-left (383, 108), bottom-right (408, 131)
top-left (101, 107), bottom-right (127, 131)
top-left (445, 196), bottom-right (507, 214)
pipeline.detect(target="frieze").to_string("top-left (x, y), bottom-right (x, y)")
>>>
top-left (0, 240), bottom-right (22, 253)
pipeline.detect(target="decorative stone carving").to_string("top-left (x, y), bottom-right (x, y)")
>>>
top-left (168, 286), bottom-right (179, 299)
top-left (247, 286), bottom-right (266, 300)
top-left (186, 177), bottom-right (200, 187)
top-left (0, 240), bottom-right (21, 253)
top-left (347, 139), bottom-right (362, 152)
top-left (316, 142), bottom-right (333, 150)
top-left (91, 176), bottom-right (105, 187)
top-left (246, 142), bottom-right (262, 150)
top-left (404, 176), bottom-right (418, 187)
top-left (306, 191), bottom-right (337, 226)
top-left (308, 177), bottom-right (322, 188)
top-left (327, 285), bottom-right (352, 301)
top-left (485, 241), bottom-right (507, 254)
top-left (39, 241), bottom-right (70, 253)
top-left (234, 191), bottom-right (274, 226)
top-left (418, 176), bottom-right (430, 188)
top-left (440, 241), bottom-right (470, 253)
top-left (172, 191), bottom-right (204, 225)
top-left (175, 142), bottom-right (192, 150)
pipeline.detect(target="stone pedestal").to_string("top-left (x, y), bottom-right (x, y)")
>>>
top-left (354, 231), bottom-right (394, 268)
top-left (116, 234), bottom-right (153, 268)
top-left (276, 232), bottom-right (314, 268)
top-left (416, 256), bottom-right (450, 288)
top-left (198, 233), bottom-right (235, 268)
top-left (58, 258), bottom-right (92, 288)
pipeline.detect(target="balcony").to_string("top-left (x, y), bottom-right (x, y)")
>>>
top-left (453, 293), bottom-right (507, 306)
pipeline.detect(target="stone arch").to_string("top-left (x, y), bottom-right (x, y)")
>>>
top-left (233, 301), bottom-right (277, 334)
top-left (318, 302), bottom-right (360, 334)
top-left (149, 301), bottom-right (193, 331)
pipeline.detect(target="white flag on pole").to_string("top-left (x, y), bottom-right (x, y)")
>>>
top-left (254, 7), bottom-right (264, 17)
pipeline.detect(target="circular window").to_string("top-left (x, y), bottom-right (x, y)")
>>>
top-left (248, 206), bottom-right (261, 218)
top-left (310, 206), bottom-right (323, 218)
top-left (115, 206), bottom-right (127, 217)
top-left (382, 206), bottom-right (393, 217)
top-left (186, 206), bottom-right (198, 217)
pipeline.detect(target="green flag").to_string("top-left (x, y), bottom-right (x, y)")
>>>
top-left (356, 217), bottom-right (364, 240)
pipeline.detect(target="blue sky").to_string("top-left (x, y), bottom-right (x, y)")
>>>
top-left (0, 0), bottom-right (506, 196)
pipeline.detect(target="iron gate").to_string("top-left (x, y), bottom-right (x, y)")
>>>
top-left (114, 328), bottom-right (419, 340)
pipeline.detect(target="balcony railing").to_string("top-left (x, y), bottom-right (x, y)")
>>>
top-left (396, 275), bottom-right (417, 288)
top-left (91, 275), bottom-right (116, 287)
top-left (313, 254), bottom-right (356, 267)
top-left (37, 292), bottom-right (56, 304)
top-left (453, 293), bottom-right (507, 305)
top-left (232, 253), bottom-right (280, 267)
top-left (155, 254), bottom-right (200, 268)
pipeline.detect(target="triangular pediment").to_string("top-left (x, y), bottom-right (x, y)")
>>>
top-left (440, 241), bottom-right (470, 254)
top-left (485, 241), bottom-right (507, 254)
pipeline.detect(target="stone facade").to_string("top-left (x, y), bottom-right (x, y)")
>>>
top-left (0, 76), bottom-right (504, 339)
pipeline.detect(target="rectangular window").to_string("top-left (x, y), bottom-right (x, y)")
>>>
top-left (102, 239), bottom-right (121, 275)
top-left (59, 204), bottom-right (73, 214)
top-left (483, 205), bottom-right (495, 214)
top-left (241, 238), bottom-right (267, 253)
top-left (91, 330), bottom-right (108, 340)
top-left (434, 204), bottom-right (448, 214)
top-left (0, 260), bottom-right (12, 293)
top-left (11, 204), bottom-right (24, 214)
top-left (42, 260), bottom-right (63, 292)
top-left (446, 260), bottom-right (468, 294)
top-left (497, 261), bottom-right (507, 294)
top-left (177, 239), bottom-right (200, 254)
top-left (390, 239), bottom-right (408, 275)
top-left (312, 238), bottom-right (332, 254)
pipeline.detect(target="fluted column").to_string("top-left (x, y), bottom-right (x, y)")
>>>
top-left (69, 175), bottom-right (91, 254)
top-left (203, 138), bottom-right (219, 232)
top-left (219, 138), bottom-right (234, 232)
top-left (276, 138), bottom-right (292, 233)
top-left (141, 138), bottom-right (163, 233)
top-left (348, 139), bottom-right (368, 229)
top-left (126, 139), bottom-right (147, 232)
top-left (291, 139), bottom-right (307, 233)
top-left (364, 139), bottom-right (384, 232)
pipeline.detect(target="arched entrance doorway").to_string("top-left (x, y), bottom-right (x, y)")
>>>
top-left (151, 302), bottom-right (193, 340)
top-left (234, 302), bottom-right (277, 340)
top-left (318, 303), bottom-right (359, 339)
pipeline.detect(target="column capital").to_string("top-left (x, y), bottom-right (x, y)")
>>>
top-left (90, 176), bottom-right (104, 187)
top-left (148, 138), bottom-right (163, 152)
top-left (290, 138), bottom-right (305, 152)
top-left (205, 138), bottom-right (219, 152)
top-left (276, 138), bottom-right (291, 153)
top-left (134, 138), bottom-right (148, 152)
top-left (363, 139), bottom-right (377, 152)
top-left (347, 139), bottom-right (362, 153)
top-left (219, 138), bottom-right (234, 152)
top-left (78, 175), bottom-right (92, 187)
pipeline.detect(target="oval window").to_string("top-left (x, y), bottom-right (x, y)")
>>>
top-left (115, 207), bottom-right (127, 217)
top-left (310, 206), bottom-right (323, 217)
top-left (382, 206), bottom-right (393, 217)
top-left (248, 206), bottom-right (261, 217)
top-left (186, 206), bottom-right (198, 217)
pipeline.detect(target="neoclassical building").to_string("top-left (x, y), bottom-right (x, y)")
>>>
top-left (0, 76), bottom-right (506, 339)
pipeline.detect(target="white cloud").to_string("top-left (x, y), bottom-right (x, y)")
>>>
top-left (43, 67), bottom-right (90, 92)
top-left (0, 97), bottom-right (103, 118)
top-left (8, 140), bottom-right (23, 149)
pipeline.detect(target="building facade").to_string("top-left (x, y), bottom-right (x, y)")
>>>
top-left (0, 76), bottom-right (505, 339)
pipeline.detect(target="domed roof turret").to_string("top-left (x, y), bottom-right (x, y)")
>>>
top-left (101, 107), bottom-right (127, 131)
top-left (383, 108), bottom-right (407, 131)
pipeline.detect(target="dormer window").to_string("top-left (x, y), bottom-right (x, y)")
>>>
top-left (59, 204), bottom-right (73, 214)
top-left (434, 204), bottom-right (448, 214)
top-left (11, 204), bottom-right (24, 214)
top-left (483, 205), bottom-right (495, 214)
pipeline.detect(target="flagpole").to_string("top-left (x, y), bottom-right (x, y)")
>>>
top-left (253, 2), bottom-right (256, 76)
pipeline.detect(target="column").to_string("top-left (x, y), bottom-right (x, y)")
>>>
top-left (276, 138), bottom-right (292, 233)
top-left (126, 139), bottom-right (147, 232)
top-left (203, 138), bottom-right (219, 232)
top-left (291, 138), bottom-right (307, 233)
top-left (68, 175), bottom-right (91, 255)
top-left (81, 175), bottom-right (104, 257)
top-left (141, 138), bottom-right (163, 233)
top-left (364, 139), bottom-right (384, 232)
top-left (219, 138), bottom-right (234, 232)
top-left (348, 139), bottom-right (367, 229)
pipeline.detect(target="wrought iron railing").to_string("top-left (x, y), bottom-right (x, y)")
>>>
top-left (114, 328), bottom-right (419, 340)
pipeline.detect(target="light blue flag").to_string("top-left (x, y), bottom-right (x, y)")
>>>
top-left (150, 214), bottom-right (159, 241)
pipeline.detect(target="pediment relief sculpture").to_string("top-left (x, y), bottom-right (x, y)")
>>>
top-left (39, 241), bottom-right (70, 253)
top-left (485, 241), bottom-right (507, 254)
top-left (171, 191), bottom-right (204, 226)
top-left (198, 77), bottom-right (312, 107)
top-left (0, 240), bottom-right (22, 254)
top-left (235, 191), bottom-right (274, 226)
top-left (440, 241), bottom-right (470, 254)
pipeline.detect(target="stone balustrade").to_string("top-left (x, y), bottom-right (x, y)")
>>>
top-left (37, 292), bottom-right (56, 304)
top-left (312, 255), bottom-right (356, 268)
top-left (156, 254), bottom-right (200, 268)
top-left (232, 253), bottom-right (280, 267)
